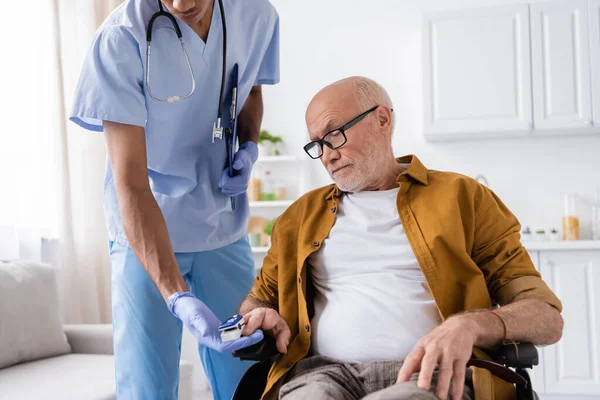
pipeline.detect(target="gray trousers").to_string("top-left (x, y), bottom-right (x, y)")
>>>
top-left (279, 355), bottom-right (474, 400)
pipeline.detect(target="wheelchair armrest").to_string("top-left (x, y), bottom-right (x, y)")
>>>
top-left (232, 332), bottom-right (280, 362)
top-left (488, 342), bottom-right (538, 369)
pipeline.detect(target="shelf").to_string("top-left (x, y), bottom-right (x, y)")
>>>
top-left (257, 155), bottom-right (299, 162)
top-left (251, 246), bottom-right (270, 253)
top-left (524, 240), bottom-right (600, 251)
top-left (249, 200), bottom-right (293, 208)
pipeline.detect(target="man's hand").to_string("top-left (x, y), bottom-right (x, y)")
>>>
top-left (242, 307), bottom-right (292, 354)
top-left (397, 315), bottom-right (477, 400)
top-left (168, 291), bottom-right (264, 353)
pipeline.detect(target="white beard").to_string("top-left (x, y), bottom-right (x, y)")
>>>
top-left (331, 140), bottom-right (388, 193)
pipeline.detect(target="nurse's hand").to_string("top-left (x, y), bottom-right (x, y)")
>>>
top-left (168, 291), bottom-right (264, 353)
top-left (219, 141), bottom-right (258, 197)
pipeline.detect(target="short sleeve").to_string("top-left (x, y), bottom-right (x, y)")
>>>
top-left (70, 27), bottom-right (147, 132)
top-left (254, 13), bottom-right (280, 86)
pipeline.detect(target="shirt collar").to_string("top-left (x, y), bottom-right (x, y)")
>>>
top-left (326, 154), bottom-right (429, 200)
top-left (396, 154), bottom-right (429, 186)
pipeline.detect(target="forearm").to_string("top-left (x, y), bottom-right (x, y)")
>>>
top-left (239, 294), bottom-right (276, 315)
top-left (118, 186), bottom-right (188, 300)
top-left (237, 85), bottom-right (263, 144)
top-left (459, 299), bottom-right (563, 348)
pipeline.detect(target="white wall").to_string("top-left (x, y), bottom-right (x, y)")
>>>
top-left (261, 0), bottom-right (600, 238)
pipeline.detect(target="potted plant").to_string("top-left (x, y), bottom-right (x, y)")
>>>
top-left (521, 226), bottom-right (532, 241)
top-left (549, 228), bottom-right (561, 241)
top-left (269, 135), bottom-right (284, 156)
top-left (257, 129), bottom-right (284, 156)
top-left (264, 218), bottom-right (276, 236)
top-left (535, 229), bottom-right (547, 242)
top-left (258, 130), bottom-right (273, 156)
top-left (264, 218), bottom-right (276, 246)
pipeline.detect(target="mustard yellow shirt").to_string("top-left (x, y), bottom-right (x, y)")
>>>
top-left (250, 155), bottom-right (561, 400)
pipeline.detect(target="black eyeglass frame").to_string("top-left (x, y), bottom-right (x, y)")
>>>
top-left (303, 105), bottom-right (389, 159)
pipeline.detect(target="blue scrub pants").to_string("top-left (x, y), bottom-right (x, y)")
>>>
top-left (109, 236), bottom-right (255, 400)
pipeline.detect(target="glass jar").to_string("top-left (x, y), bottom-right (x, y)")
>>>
top-left (274, 182), bottom-right (287, 201)
top-left (562, 193), bottom-right (580, 240)
top-left (247, 173), bottom-right (261, 202)
top-left (248, 232), bottom-right (261, 247)
top-left (260, 170), bottom-right (275, 201)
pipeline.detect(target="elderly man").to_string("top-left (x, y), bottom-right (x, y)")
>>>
top-left (239, 77), bottom-right (563, 400)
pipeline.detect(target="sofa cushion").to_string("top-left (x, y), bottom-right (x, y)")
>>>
top-left (0, 261), bottom-right (71, 369)
top-left (0, 354), bottom-right (116, 400)
top-left (0, 353), bottom-right (195, 400)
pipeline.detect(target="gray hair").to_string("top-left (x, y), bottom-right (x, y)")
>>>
top-left (351, 77), bottom-right (395, 136)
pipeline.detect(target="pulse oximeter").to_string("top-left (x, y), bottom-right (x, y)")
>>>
top-left (219, 314), bottom-right (245, 342)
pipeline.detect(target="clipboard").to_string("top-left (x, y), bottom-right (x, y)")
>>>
top-left (226, 63), bottom-right (239, 210)
top-left (228, 63), bottom-right (239, 177)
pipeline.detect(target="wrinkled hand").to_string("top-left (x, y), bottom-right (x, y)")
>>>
top-left (397, 315), bottom-right (476, 400)
top-left (168, 291), bottom-right (264, 353)
top-left (219, 141), bottom-right (258, 197)
top-left (242, 307), bottom-right (292, 354)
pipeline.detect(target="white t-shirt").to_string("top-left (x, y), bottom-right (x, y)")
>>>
top-left (308, 187), bottom-right (442, 363)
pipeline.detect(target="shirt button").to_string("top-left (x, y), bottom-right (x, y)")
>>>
top-left (297, 276), bottom-right (302, 284)
top-left (330, 207), bottom-right (336, 213)
top-left (305, 324), bottom-right (310, 332)
top-left (312, 241), bottom-right (319, 247)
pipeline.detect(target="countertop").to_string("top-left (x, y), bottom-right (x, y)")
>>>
top-left (523, 240), bottom-right (600, 251)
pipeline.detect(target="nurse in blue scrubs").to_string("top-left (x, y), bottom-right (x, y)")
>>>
top-left (69, 0), bottom-right (279, 398)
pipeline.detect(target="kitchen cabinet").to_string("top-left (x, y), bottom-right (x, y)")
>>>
top-left (422, 0), bottom-right (600, 141)
top-left (422, 4), bottom-right (533, 140)
top-left (525, 244), bottom-right (600, 399)
top-left (590, 0), bottom-right (600, 128)
top-left (530, 0), bottom-right (594, 134)
top-left (539, 250), bottom-right (600, 397)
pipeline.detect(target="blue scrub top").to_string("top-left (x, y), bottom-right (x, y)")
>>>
top-left (70, 0), bottom-right (280, 252)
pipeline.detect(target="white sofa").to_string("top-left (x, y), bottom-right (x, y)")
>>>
top-left (0, 325), bottom-right (194, 400)
top-left (0, 262), bottom-right (193, 400)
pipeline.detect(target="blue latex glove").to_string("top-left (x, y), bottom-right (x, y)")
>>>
top-left (167, 291), bottom-right (264, 353)
top-left (219, 141), bottom-right (258, 197)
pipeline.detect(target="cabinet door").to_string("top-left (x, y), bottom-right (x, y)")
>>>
top-left (539, 251), bottom-right (600, 396)
top-left (530, 0), bottom-right (593, 133)
top-left (590, 0), bottom-right (600, 127)
top-left (422, 4), bottom-right (532, 140)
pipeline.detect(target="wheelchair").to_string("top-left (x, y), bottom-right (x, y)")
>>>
top-left (231, 334), bottom-right (539, 400)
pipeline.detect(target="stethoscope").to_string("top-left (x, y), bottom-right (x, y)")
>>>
top-left (145, 0), bottom-right (229, 143)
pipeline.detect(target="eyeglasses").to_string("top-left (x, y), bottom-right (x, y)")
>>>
top-left (303, 105), bottom-right (386, 159)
